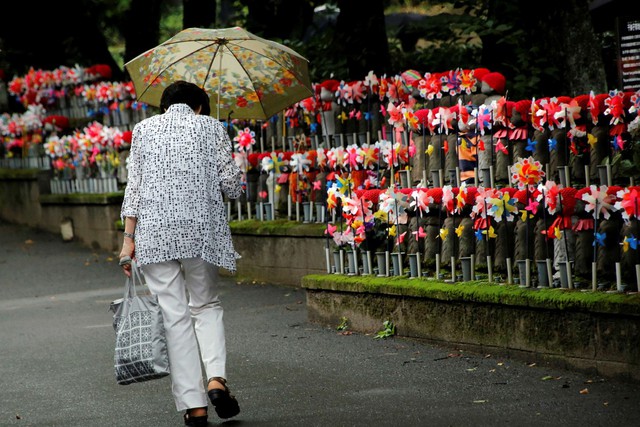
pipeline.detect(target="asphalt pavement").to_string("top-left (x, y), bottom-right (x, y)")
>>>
top-left (1, 220), bottom-right (640, 427)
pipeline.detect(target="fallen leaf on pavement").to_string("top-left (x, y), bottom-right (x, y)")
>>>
top-left (580, 388), bottom-right (589, 394)
top-left (24, 240), bottom-right (33, 245)
top-left (473, 400), bottom-right (488, 404)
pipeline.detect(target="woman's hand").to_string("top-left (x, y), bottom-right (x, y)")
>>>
top-left (119, 240), bottom-right (135, 277)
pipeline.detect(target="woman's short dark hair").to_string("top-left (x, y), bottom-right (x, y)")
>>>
top-left (199, 89), bottom-right (211, 116)
top-left (160, 80), bottom-right (207, 113)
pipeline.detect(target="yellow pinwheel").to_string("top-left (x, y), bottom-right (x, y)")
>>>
top-left (587, 133), bottom-right (597, 148)
top-left (373, 209), bottom-right (389, 222)
top-left (438, 228), bottom-right (449, 241)
top-left (455, 224), bottom-right (465, 238)
top-left (388, 224), bottom-right (397, 237)
top-left (554, 226), bottom-right (562, 240)
top-left (482, 225), bottom-right (497, 239)
top-left (426, 145), bottom-right (434, 156)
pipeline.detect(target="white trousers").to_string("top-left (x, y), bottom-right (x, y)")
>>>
top-left (141, 257), bottom-right (226, 411)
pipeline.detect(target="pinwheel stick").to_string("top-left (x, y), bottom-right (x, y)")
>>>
top-left (483, 196), bottom-right (492, 282)
top-left (541, 189), bottom-right (549, 260)
top-left (525, 186), bottom-right (530, 261)
top-left (592, 199), bottom-right (598, 291)
top-left (502, 199), bottom-right (513, 284)
top-left (324, 201), bottom-right (331, 273)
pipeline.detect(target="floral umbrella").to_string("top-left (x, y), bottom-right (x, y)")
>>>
top-left (125, 27), bottom-right (313, 120)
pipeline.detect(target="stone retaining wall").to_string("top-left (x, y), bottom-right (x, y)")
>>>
top-left (302, 275), bottom-right (640, 382)
top-left (0, 170), bottom-right (327, 284)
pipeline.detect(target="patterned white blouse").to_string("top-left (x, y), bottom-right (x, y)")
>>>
top-left (121, 103), bottom-right (243, 271)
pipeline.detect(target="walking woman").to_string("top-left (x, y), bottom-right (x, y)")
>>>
top-left (119, 80), bottom-right (243, 426)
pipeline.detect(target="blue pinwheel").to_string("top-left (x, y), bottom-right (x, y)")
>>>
top-left (525, 138), bottom-right (537, 152)
top-left (593, 232), bottom-right (606, 247)
top-left (548, 138), bottom-right (557, 152)
top-left (475, 228), bottom-right (484, 242)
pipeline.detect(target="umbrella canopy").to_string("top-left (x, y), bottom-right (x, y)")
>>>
top-left (125, 27), bottom-right (313, 120)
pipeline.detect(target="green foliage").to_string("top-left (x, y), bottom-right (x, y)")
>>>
top-left (336, 316), bottom-right (349, 331)
top-left (301, 274), bottom-right (640, 315)
top-left (374, 320), bottom-right (396, 339)
top-left (616, 142), bottom-right (640, 179)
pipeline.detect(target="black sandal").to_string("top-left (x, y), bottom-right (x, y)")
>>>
top-left (183, 409), bottom-right (208, 426)
top-left (207, 377), bottom-right (240, 419)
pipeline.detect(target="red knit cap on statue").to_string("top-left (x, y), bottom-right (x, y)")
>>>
top-left (481, 72), bottom-right (506, 95)
top-left (473, 68), bottom-right (491, 82)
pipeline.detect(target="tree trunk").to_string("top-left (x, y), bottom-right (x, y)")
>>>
top-left (335, 0), bottom-right (391, 79)
top-left (124, 0), bottom-right (162, 65)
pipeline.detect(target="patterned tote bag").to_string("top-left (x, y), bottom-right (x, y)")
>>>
top-left (110, 260), bottom-right (170, 385)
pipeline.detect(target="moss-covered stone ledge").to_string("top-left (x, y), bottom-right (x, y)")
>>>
top-left (230, 220), bottom-right (327, 286)
top-left (229, 219), bottom-right (326, 237)
top-left (302, 274), bottom-right (640, 381)
top-left (39, 192), bottom-right (124, 205)
top-left (0, 168), bottom-right (41, 180)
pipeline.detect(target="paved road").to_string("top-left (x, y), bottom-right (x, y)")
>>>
top-left (1, 220), bottom-right (639, 427)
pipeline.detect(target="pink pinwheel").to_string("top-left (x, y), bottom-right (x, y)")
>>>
top-left (442, 185), bottom-right (456, 214)
top-left (492, 97), bottom-right (510, 128)
top-left (541, 98), bottom-right (563, 130)
top-left (615, 188), bottom-right (640, 221)
top-left (315, 148), bottom-right (327, 169)
top-left (581, 185), bottom-right (617, 220)
top-left (539, 181), bottom-right (560, 215)
top-left (345, 144), bottom-right (361, 170)
top-left (588, 91), bottom-right (602, 125)
top-left (325, 223), bottom-right (337, 237)
top-left (327, 146), bottom-right (346, 170)
top-left (377, 140), bottom-right (395, 167)
top-left (397, 231), bottom-right (407, 245)
top-left (350, 80), bottom-right (366, 103)
top-left (433, 106), bottom-right (455, 134)
top-left (525, 198), bottom-right (539, 214)
top-left (233, 151), bottom-right (248, 171)
top-left (530, 98), bottom-right (545, 132)
top-left (412, 226), bottom-right (427, 241)
top-left (364, 71), bottom-right (379, 93)
top-left (387, 102), bottom-right (405, 129)
top-left (475, 105), bottom-right (492, 135)
top-left (341, 194), bottom-right (363, 217)
top-left (233, 127), bottom-right (256, 152)
top-left (410, 189), bottom-right (433, 215)
top-left (495, 140), bottom-right (508, 155)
